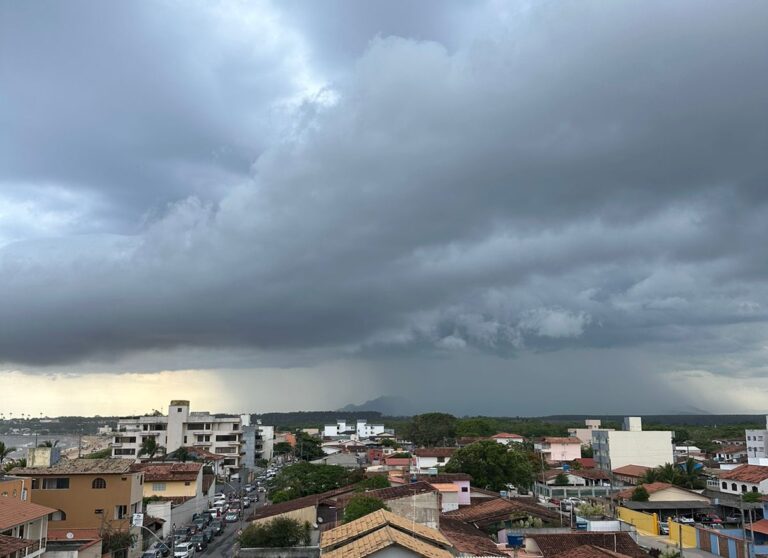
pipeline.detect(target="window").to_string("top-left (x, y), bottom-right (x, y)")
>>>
top-left (114, 448), bottom-right (136, 455)
top-left (49, 510), bottom-right (66, 521)
top-left (152, 483), bottom-right (166, 491)
top-left (115, 505), bottom-right (128, 519)
top-left (461, 486), bottom-right (469, 492)
top-left (92, 478), bottom-right (107, 489)
top-left (31, 479), bottom-right (39, 489)
top-left (742, 485), bottom-right (748, 493)
top-left (95, 509), bottom-right (104, 515)
top-left (184, 481), bottom-right (191, 486)
top-left (177, 408), bottom-right (182, 412)
top-left (722, 481), bottom-right (728, 489)
top-left (753, 486), bottom-right (759, 492)
top-left (42, 478), bottom-right (70, 490)
top-left (732, 483), bottom-right (738, 491)
top-left (437, 456), bottom-right (445, 463)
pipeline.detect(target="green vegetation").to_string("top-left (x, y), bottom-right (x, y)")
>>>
top-left (0, 442), bottom-right (16, 465)
top-left (554, 472), bottom-right (570, 486)
top-left (576, 502), bottom-right (607, 518)
top-left (743, 492), bottom-right (761, 503)
top-left (268, 462), bottom-right (361, 502)
top-left (640, 459), bottom-right (704, 489)
top-left (294, 431), bottom-right (325, 461)
top-left (239, 517), bottom-right (311, 547)
top-left (273, 442), bottom-right (293, 455)
top-left (356, 476), bottom-right (390, 490)
top-left (389, 452), bottom-right (411, 458)
top-left (631, 485), bottom-right (650, 502)
top-left (445, 440), bottom-right (535, 491)
top-left (403, 413), bottom-right (457, 447)
top-left (343, 495), bottom-right (388, 522)
top-left (84, 448), bottom-right (112, 459)
top-left (138, 437), bottom-right (164, 459)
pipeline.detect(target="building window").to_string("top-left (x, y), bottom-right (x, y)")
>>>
top-left (461, 486), bottom-right (469, 492)
top-left (184, 481), bottom-right (191, 486)
top-left (742, 485), bottom-right (748, 493)
top-left (437, 457), bottom-right (445, 463)
top-left (49, 510), bottom-right (66, 520)
top-left (732, 483), bottom-right (738, 491)
top-left (177, 408), bottom-right (182, 412)
top-left (753, 486), bottom-right (758, 492)
top-left (31, 479), bottom-right (39, 489)
top-left (42, 478), bottom-right (70, 490)
top-left (115, 505), bottom-right (128, 519)
top-left (722, 481), bottom-right (727, 489)
top-left (95, 509), bottom-right (104, 515)
top-left (92, 478), bottom-right (107, 489)
top-left (152, 483), bottom-right (166, 491)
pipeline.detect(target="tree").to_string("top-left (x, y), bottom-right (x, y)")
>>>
top-left (273, 442), bottom-right (293, 455)
top-left (631, 485), bottom-right (650, 502)
top-left (0, 442), bottom-right (16, 465)
top-left (403, 413), bottom-right (457, 447)
top-left (743, 491), bottom-right (761, 503)
top-left (641, 468), bottom-right (662, 484)
top-left (239, 517), bottom-right (311, 547)
top-left (445, 440), bottom-right (535, 491)
top-left (356, 476), bottom-right (390, 490)
top-left (294, 431), bottom-right (325, 461)
top-left (581, 445), bottom-right (594, 458)
top-left (269, 462), bottom-right (353, 502)
top-left (343, 495), bottom-right (388, 522)
top-left (456, 418), bottom-right (496, 437)
top-left (138, 437), bottom-right (164, 459)
top-left (38, 440), bottom-right (59, 448)
top-left (554, 473), bottom-right (570, 486)
top-left (380, 438), bottom-right (398, 448)
top-left (677, 458), bottom-right (704, 489)
top-left (576, 502), bottom-right (607, 518)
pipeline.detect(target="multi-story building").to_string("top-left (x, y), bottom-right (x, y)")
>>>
top-left (323, 419), bottom-right (385, 439)
top-left (568, 419), bottom-right (613, 446)
top-left (413, 448), bottom-right (455, 472)
top-left (718, 465), bottom-right (768, 496)
top-left (746, 417), bottom-right (768, 465)
top-left (9, 454), bottom-right (144, 558)
top-left (112, 400), bottom-right (243, 476)
top-left (534, 437), bottom-right (582, 463)
top-left (242, 419), bottom-right (275, 472)
top-left (593, 417), bottom-right (673, 471)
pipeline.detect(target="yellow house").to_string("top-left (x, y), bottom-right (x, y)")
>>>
top-left (134, 463), bottom-right (203, 499)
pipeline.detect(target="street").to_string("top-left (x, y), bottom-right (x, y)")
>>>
top-left (204, 481), bottom-right (267, 558)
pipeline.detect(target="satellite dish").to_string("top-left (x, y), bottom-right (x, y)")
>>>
top-left (66, 532), bottom-right (75, 540)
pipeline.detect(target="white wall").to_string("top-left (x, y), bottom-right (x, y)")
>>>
top-left (597, 431), bottom-right (673, 470)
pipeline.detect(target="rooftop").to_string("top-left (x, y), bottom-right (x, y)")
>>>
top-left (10, 458), bottom-right (134, 476)
top-left (439, 517), bottom-right (506, 557)
top-left (720, 465), bottom-right (768, 483)
top-left (0, 498), bottom-right (57, 530)
top-left (553, 544), bottom-right (636, 558)
top-left (443, 496), bottom-right (560, 524)
top-left (492, 432), bottom-right (524, 439)
top-left (529, 532), bottom-right (647, 558)
top-left (541, 437), bottom-right (582, 445)
top-left (616, 482), bottom-right (676, 499)
top-left (132, 462), bottom-right (202, 482)
top-left (0, 535), bottom-right (36, 557)
top-left (612, 465), bottom-right (650, 477)
top-left (414, 448), bottom-right (456, 458)
top-left (322, 526), bottom-right (452, 558)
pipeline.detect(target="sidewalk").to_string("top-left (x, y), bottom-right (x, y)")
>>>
top-left (637, 534), bottom-right (720, 558)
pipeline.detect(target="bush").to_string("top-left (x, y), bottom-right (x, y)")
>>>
top-left (239, 517), bottom-right (311, 548)
top-left (357, 476), bottom-right (390, 490)
top-left (631, 485), bottom-right (650, 502)
top-left (343, 495), bottom-right (388, 523)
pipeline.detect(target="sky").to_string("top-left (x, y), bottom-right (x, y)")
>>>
top-left (2, 1), bottom-right (768, 418)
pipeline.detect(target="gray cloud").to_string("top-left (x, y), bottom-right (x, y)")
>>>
top-left (2, 1), bottom-right (768, 412)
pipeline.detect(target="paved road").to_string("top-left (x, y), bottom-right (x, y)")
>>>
top-left (637, 534), bottom-right (720, 558)
top-left (204, 489), bottom-right (266, 558)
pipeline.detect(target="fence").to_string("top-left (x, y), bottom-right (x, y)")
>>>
top-left (617, 507), bottom-right (659, 536)
top-left (668, 520), bottom-right (697, 548)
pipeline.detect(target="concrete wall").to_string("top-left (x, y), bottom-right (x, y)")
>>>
top-left (251, 505), bottom-right (317, 527)
top-left (668, 519), bottom-right (698, 548)
top-left (146, 501), bottom-right (173, 537)
top-left (238, 548), bottom-right (320, 558)
top-left (596, 430), bottom-right (673, 470)
top-left (385, 492), bottom-right (441, 530)
top-left (617, 507), bottom-right (659, 535)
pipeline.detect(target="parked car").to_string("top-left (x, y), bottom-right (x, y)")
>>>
top-left (150, 543), bottom-right (171, 558)
top-left (174, 543), bottom-right (196, 558)
top-left (674, 516), bottom-right (695, 525)
top-left (190, 534), bottom-right (207, 552)
top-left (725, 515), bottom-right (742, 524)
top-left (659, 522), bottom-right (669, 535)
top-left (201, 529), bottom-right (214, 543)
top-left (224, 511), bottom-right (239, 523)
top-left (143, 550), bottom-right (162, 558)
top-left (210, 521), bottom-right (224, 535)
top-left (244, 484), bottom-right (253, 492)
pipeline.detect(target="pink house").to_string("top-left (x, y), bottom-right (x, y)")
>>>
top-left (534, 437), bottom-right (582, 463)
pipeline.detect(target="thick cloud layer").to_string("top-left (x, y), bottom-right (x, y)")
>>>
top-left (2, 1), bottom-right (768, 412)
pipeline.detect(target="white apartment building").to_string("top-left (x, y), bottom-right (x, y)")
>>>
top-left (593, 417), bottom-right (673, 471)
top-left (323, 419), bottom-right (385, 438)
top-left (568, 419), bottom-right (613, 446)
top-left (746, 416), bottom-right (768, 465)
top-left (112, 400), bottom-right (243, 476)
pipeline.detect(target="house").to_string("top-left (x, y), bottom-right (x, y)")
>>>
top-left (319, 509), bottom-right (454, 558)
top-left (524, 533), bottom-right (647, 558)
top-left (45, 529), bottom-right (103, 558)
top-left (715, 445), bottom-right (749, 464)
top-left (719, 464), bottom-right (768, 495)
top-left (533, 469), bottom-right (612, 501)
top-left (112, 400), bottom-right (245, 477)
top-left (616, 482), bottom-right (712, 519)
top-left (593, 417), bottom-right (673, 471)
top-left (0, 494), bottom-right (56, 558)
top-left (439, 517), bottom-right (506, 557)
top-left (414, 448), bottom-right (455, 472)
top-left (9, 457), bottom-right (144, 554)
top-left (310, 453), bottom-right (361, 469)
top-left (132, 462), bottom-right (208, 536)
top-left (491, 433), bottom-right (525, 446)
top-left (335, 481), bottom-right (441, 529)
top-left (534, 438), bottom-right (582, 463)
top-left (443, 495), bottom-right (560, 531)
top-left (611, 465), bottom-right (650, 486)
top-left (568, 420), bottom-right (613, 447)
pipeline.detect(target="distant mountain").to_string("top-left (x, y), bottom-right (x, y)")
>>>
top-left (338, 396), bottom-right (414, 416)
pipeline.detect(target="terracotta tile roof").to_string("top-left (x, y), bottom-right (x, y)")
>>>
top-left (529, 532), bottom-right (647, 558)
top-left (185, 447), bottom-right (225, 461)
top-left (443, 496), bottom-right (560, 524)
top-left (320, 509), bottom-right (451, 550)
top-left (574, 458), bottom-right (596, 469)
top-left (0, 535), bottom-right (36, 556)
top-left (133, 462), bottom-right (202, 482)
top-left (249, 485), bottom-right (359, 522)
top-left (430, 483), bottom-right (459, 492)
top-left (365, 481), bottom-right (437, 501)
top-left (541, 437), bottom-right (582, 445)
top-left (553, 544), bottom-right (636, 558)
top-left (492, 433), bottom-right (524, 439)
top-left (720, 465), bottom-right (768, 483)
top-left (414, 448), bottom-right (456, 458)
top-left (10, 458), bottom-right (133, 475)
top-left (0, 498), bottom-right (57, 530)
top-left (616, 482), bottom-right (675, 500)
top-left (413, 473), bottom-right (471, 483)
top-left (439, 517), bottom-right (506, 556)
top-left (322, 526), bottom-right (453, 558)
top-left (612, 465), bottom-right (650, 478)
top-left (749, 519), bottom-right (768, 536)
top-left (717, 445), bottom-right (749, 454)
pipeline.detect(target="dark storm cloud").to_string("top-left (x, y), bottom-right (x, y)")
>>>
top-left (1, 0), bottom-right (768, 382)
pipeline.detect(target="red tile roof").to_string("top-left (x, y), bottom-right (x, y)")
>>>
top-left (0, 498), bottom-right (57, 530)
top-left (616, 482), bottom-right (675, 500)
top-left (443, 496), bottom-right (560, 524)
top-left (553, 544), bottom-right (636, 558)
top-left (749, 519), bottom-right (768, 536)
top-left (529, 533), bottom-right (647, 558)
top-left (542, 437), bottom-right (582, 444)
top-left (720, 465), bottom-right (768, 483)
top-left (335, 482), bottom-right (437, 508)
top-left (439, 517), bottom-right (506, 557)
top-left (0, 535), bottom-right (36, 557)
top-left (612, 465), bottom-right (650, 478)
top-left (717, 445), bottom-right (748, 454)
top-left (133, 462), bottom-right (202, 482)
top-left (414, 448), bottom-right (456, 458)
top-left (492, 433), bottom-right (524, 439)
top-left (574, 458), bottom-right (596, 469)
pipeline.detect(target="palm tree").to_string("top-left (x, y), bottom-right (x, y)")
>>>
top-left (138, 437), bottom-right (165, 460)
top-left (0, 442), bottom-right (16, 464)
top-left (640, 467), bottom-right (662, 484)
top-left (38, 440), bottom-right (59, 448)
top-left (656, 463), bottom-right (683, 485)
top-left (678, 458), bottom-right (703, 489)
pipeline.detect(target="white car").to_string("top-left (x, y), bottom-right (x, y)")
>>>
top-left (174, 543), bottom-right (196, 558)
